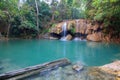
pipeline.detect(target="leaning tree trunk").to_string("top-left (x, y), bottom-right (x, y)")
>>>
top-left (3, 11), bottom-right (11, 38)
top-left (51, 13), bottom-right (55, 23)
top-left (7, 14), bottom-right (11, 38)
top-left (35, 0), bottom-right (39, 32)
top-left (7, 22), bottom-right (11, 38)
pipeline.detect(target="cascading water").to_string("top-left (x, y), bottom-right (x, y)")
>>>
top-left (74, 20), bottom-right (86, 41)
top-left (62, 22), bottom-right (67, 37)
top-left (76, 20), bottom-right (79, 33)
top-left (60, 22), bottom-right (67, 41)
top-left (74, 20), bottom-right (81, 41)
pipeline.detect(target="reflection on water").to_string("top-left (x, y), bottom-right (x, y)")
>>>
top-left (0, 40), bottom-right (120, 74)
top-left (63, 42), bottom-right (66, 57)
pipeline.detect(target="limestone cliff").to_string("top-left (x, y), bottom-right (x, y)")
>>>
top-left (49, 19), bottom-right (120, 42)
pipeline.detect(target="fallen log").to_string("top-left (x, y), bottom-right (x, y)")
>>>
top-left (0, 58), bottom-right (70, 80)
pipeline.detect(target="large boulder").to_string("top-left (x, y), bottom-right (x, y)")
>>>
top-left (93, 24), bottom-right (99, 31)
top-left (66, 34), bottom-right (72, 40)
top-left (49, 37), bottom-right (59, 40)
top-left (88, 67), bottom-right (116, 80)
top-left (99, 61), bottom-right (120, 75)
top-left (88, 61), bottom-right (120, 80)
top-left (87, 32), bottom-right (102, 42)
top-left (60, 34), bottom-right (72, 41)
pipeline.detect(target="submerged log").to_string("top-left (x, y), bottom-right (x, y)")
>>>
top-left (0, 58), bottom-right (70, 80)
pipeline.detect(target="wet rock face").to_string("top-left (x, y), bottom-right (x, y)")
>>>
top-left (65, 34), bottom-right (73, 40)
top-left (88, 68), bottom-right (116, 80)
top-left (99, 60), bottom-right (120, 79)
top-left (87, 32), bottom-right (103, 42)
top-left (60, 34), bottom-right (73, 41)
top-left (88, 61), bottom-right (120, 80)
top-left (49, 19), bottom-right (104, 41)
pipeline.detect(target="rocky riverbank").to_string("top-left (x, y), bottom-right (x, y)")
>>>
top-left (88, 61), bottom-right (120, 80)
top-left (23, 60), bottom-right (120, 80)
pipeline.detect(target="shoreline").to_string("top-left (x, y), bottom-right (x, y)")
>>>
top-left (0, 59), bottom-right (119, 80)
top-left (1, 37), bottom-right (120, 44)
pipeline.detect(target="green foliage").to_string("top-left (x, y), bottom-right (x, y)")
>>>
top-left (86, 0), bottom-right (120, 36)
top-left (70, 23), bottom-right (76, 34)
top-left (0, 10), bottom-right (7, 20)
top-left (0, 0), bottom-right (119, 39)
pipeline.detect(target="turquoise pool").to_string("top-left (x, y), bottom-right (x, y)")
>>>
top-left (0, 39), bottom-right (120, 74)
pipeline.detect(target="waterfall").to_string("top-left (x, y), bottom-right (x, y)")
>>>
top-left (74, 20), bottom-right (86, 41)
top-left (76, 20), bottom-right (79, 33)
top-left (74, 20), bottom-right (80, 41)
top-left (60, 22), bottom-right (67, 41)
top-left (62, 22), bottom-right (67, 37)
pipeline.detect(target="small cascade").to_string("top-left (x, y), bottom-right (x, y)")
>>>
top-left (62, 22), bottom-right (67, 37)
top-left (76, 20), bottom-right (79, 33)
top-left (74, 37), bottom-right (81, 41)
top-left (74, 38), bottom-right (86, 41)
top-left (74, 20), bottom-right (86, 41)
top-left (60, 22), bottom-right (67, 41)
top-left (74, 20), bottom-right (81, 41)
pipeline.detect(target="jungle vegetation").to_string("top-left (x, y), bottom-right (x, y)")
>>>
top-left (0, 0), bottom-right (120, 38)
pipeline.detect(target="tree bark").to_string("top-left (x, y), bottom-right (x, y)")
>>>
top-left (3, 11), bottom-right (11, 38)
top-left (51, 13), bottom-right (55, 23)
top-left (35, 0), bottom-right (39, 32)
top-left (0, 58), bottom-right (70, 80)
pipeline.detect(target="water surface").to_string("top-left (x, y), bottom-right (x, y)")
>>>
top-left (0, 39), bottom-right (120, 74)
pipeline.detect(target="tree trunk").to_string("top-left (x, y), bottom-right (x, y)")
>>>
top-left (35, 0), bottom-right (39, 32)
top-left (3, 11), bottom-right (11, 38)
top-left (51, 13), bottom-right (55, 23)
top-left (7, 23), bottom-right (10, 38)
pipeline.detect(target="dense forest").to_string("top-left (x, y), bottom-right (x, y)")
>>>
top-left (0, 0), bottom-right (120, 39)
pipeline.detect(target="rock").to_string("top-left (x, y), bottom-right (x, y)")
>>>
top-left (66, 34), bottom-right (72, 40)
top-left (116, 77), bottom-right (120, 80)
top-left (50, 32), bottom-right (62, 39)
top-left (93, 24), bottom-right (99, 31)
top-left (89, 61), bottom-right (120, 80)
top-left (87, 32), bottom-right (102, 42)
top-left (88, 67), bottom-right (116, 80)
top-left (72, 65), bottom-right (83, 72)
top-left (88, 61), bottom-right (120, 80)
top-left (117, 71), bottom-right (120, 77)
top-left (85, 29), bottom-right (92, 34)
top-left (49, 19), bottom-right (106, 42)
top-left (60, 34), bottom-right (72, 41)
top-left (103, 35), bottom-right (111, 42)
top-left (49, 37), bottom-right (58, 40)
top-left (98, 60), bottom-right (120, 79)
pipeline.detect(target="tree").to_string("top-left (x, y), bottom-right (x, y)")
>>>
top-left (35, 0), bottom-right (39, 31)
top-left (86, 0), bottom-right (120, 37)
top-left (0, 0), bottom-right (19, 37)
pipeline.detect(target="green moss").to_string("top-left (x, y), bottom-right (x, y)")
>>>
top-left (70, 23), bottom-right (76, 34)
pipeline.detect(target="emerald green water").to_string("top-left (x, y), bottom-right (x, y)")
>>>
top-left (0, 39), bottom-right (120, 74)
